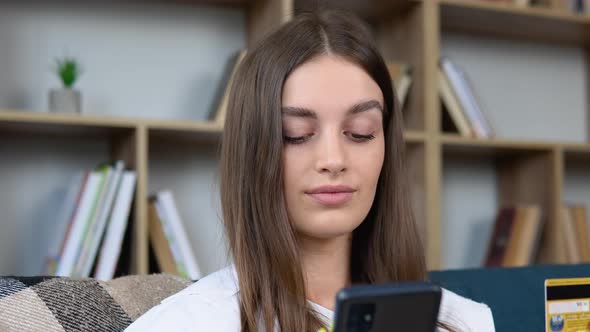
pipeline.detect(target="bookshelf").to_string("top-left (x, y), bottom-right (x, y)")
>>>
top-left (440, 0), bottom-right (590, 46)
top-left (2, 0), bottom-right (590, 275)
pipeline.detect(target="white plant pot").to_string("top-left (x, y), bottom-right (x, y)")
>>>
top-left (49, 88), bottom-right (81, 113)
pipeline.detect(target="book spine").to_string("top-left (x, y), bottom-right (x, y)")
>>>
top-left (456, 67), bottom-right (495, 137)
top-left (438, 69), bottom-right (473, 137)
top-left (79, 161), bottom-right (125, 277)
top-left (454, 67), bottom-right (493, 138)
top-left (440, 57), bottom-right (488, 138)
top-left (154, 198), bottom-right (189, 279)
top-left (94, 171), bottom-right (136, 281)
top-left (56, 172), bottom-right (102, 277)
top-left (44, 171), bottom-right (85, 275)
top-left (157, 191), bottom-right (202, 280)
top-left (484, 207), bottom-right (516, 267)
top-left (73, 165), bottom-right (113, 277)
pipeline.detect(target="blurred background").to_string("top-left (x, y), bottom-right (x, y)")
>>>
top-left (0, 0), bottom-right (588, 279)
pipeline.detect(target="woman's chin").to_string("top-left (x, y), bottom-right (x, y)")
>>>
top-left (296, 219), bottom-right (362, 240)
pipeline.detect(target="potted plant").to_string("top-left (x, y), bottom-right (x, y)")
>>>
top-left (49, 56), bottom-right (82, 113)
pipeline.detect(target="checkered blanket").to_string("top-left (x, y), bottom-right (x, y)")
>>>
top-left (0, 274), bottom-right (191, 332)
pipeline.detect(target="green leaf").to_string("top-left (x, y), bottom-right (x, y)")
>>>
top-left (55, 57), bottom-right (82, 88)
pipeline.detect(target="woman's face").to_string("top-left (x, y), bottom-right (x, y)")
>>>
top-left (281, 54), bottom-right (385, 240)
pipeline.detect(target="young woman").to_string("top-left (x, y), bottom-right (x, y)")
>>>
top-left (125, 10), bottom-right (495, 332)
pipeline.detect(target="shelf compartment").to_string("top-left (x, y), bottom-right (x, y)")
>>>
top-left (146, 140), bottom-right (223, 275)
top-left (557, 148), bottom-right (590, 264)
top-left (441, 136), bottom-right (562, 266)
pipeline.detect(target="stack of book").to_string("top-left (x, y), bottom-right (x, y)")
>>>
top-left (45, 160), bottom-right (136, 280)
top-left (483, 205), bottom-right (543, 267)
top-left (439, 56), bottom-right (495, 139)
top-left (148, 190), bottom-right (202, 281)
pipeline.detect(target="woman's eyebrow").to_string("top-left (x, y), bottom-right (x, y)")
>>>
top-left (281, 99), bottom-right (383, 119)
top-left (281, 106), bottom-right (317, 119)
top-left (348, 100), bottom-right (383, 115)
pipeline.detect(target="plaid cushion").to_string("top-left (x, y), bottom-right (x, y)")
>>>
top-left (0, 274), bottom-right (191, 332)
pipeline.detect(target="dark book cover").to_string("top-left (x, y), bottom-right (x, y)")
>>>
top-left (484, 207), bottom-right (517, 267)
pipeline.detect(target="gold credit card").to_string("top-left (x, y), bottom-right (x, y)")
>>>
top-left (546, 278), bottom-right (590, 332)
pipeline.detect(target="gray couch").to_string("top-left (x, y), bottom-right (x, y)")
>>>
top-left (3, 264), bottom-right (587, 331)
top-left (0, 274), bottom-right (190, 332)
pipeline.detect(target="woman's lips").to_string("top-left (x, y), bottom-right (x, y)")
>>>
top-left (307, 192), bottom-right (354, 206)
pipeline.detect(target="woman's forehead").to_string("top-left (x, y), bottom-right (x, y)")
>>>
top-left (281, 55), bottom-right (383, 118)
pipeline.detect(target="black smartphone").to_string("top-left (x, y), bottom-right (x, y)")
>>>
top-left (332, 281), bottom-right (442, 332)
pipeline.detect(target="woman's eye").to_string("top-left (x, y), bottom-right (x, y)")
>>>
top-left (283, 132), bottom-right (375, 144)
top-left (283, 134), bottom-right (312, 144)
top-left (348, 132), bottom-right (376, 142)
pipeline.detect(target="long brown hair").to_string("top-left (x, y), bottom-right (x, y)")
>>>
top-left (219, 9), bottom-right (426, 332)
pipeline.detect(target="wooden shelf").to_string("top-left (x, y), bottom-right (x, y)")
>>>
top-left (167, 0), bottom-right (249, 7)
top-left (439, 0), bottom-right (590, 45)
top-left (562, 143), bottom-right (590, 162)
top-left (404, 130), bottom-right (426, 143)
top-left (147, 120), bottom-right (222, 143)
top-left (441, 134), bottom-right (555, 157)
top-left (0, 110), bottom-right (136, 127)
top-left (441, 134), bottom-right (557, 149)
top-left (0, 110), bottom-right (221, 141)
top-left (153, 0), bottom-right (416, 14)
top-left (561, 142), bottom-right (590, 151)
top-left (295, 0), bottom-right (417, 20)
top-left (0, 110), bottom-right (136, 138)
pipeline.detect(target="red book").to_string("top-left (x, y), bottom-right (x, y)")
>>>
top-left (484, 207), bottom-right (517, 267)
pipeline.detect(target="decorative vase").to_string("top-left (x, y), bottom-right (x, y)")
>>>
top-left (49, 88), bottom-right (81, 113)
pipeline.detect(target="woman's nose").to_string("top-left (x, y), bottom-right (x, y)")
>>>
top-left (315, 132), bottom-right (347, 176)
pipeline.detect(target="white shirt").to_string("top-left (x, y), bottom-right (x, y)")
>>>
top-left (125, 266), bottom-right (495, 331)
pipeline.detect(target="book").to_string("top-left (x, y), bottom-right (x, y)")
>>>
top-left (212, 50), bottom-right (247, 127)
top-left (438, 68), bottom-right (473, 137)
top-left (571, 205), bottom-right (590, 262)
top-left (561, 205), bottom-right (580, 263)
top-left (76, 161), bottom-right (125, 277)
top-left (502, 205), bottom-right (543, 266)
top-left (72, 164), bottom-right (113, 277)
top-left (452, 60), bottom-right (494, 138)
top-left (484, 205), bottom-right (543, 267)
top-left (440, 57), bottom-right (494, 139)
top-left (386, 62), bottom-right (412, 110)
top-left (152, 196), bottom-right (187, 278)
top-left (148, 201), bottom-right (179, 275)
top-left (43, 171), bottom-right (86, 275)
top-left (154, 191), bottom-right (202, 280)
top-left (484, 207), bottom-right (517, 267)
top-left (56, 171), bottom-right (103, 276)
top-left (94, 171), bottom-right (137, 280)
